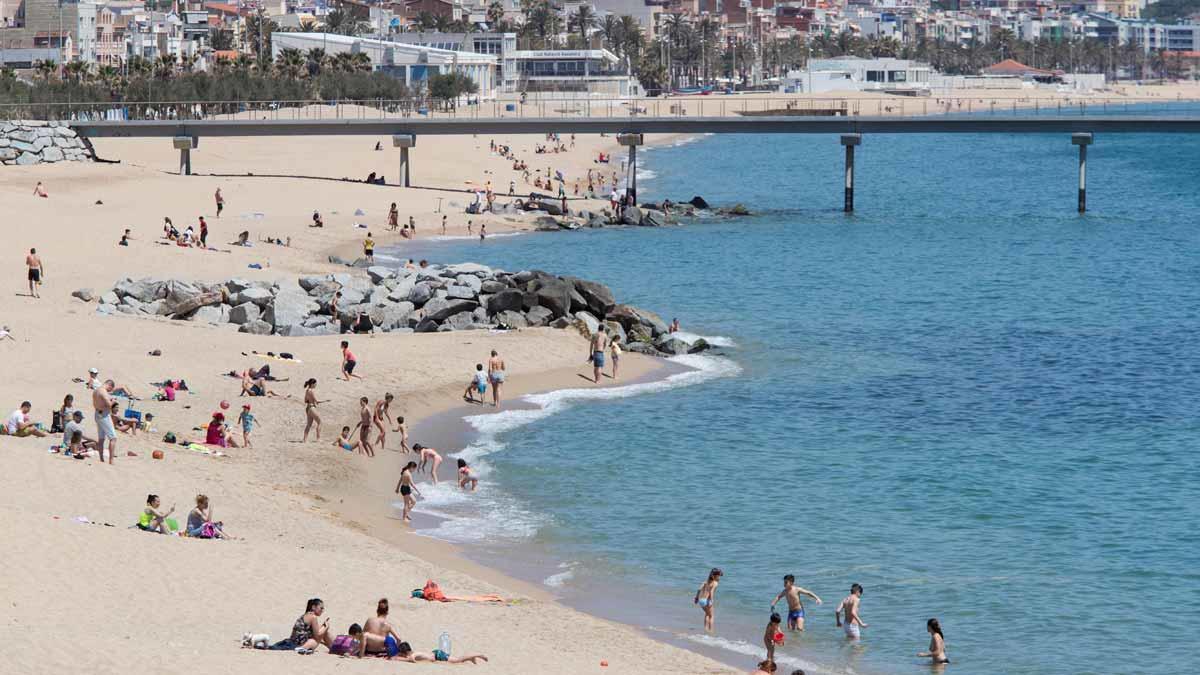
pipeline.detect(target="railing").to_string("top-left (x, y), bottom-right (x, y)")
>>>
top-left (4, 94), bottom-right (1200, 123)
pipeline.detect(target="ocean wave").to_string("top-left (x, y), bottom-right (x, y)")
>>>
top-left (543, 561), bottom-right (578, 588)
top-left (669, 330), bottom-right (737, 348)
top-left (417, 231), bottom-right (527, 243)
top-left (465, 353), bottom-right (742, 441)
top-left (636, 168), bottom-right (657, 181)
top-left (416, 354), bottom-right (740, 544)
top-left (681, 633), bottom-right (832, 675)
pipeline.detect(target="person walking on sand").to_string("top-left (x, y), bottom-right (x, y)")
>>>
top-left (363, 232), bottom-right (375, 264)
top-left (25, 248), bottom-right (43, 298)
top-left (836, 584), bottom-right (868, 640)
top-left (771, 574), bottom-right (822, 632)
top-left (395, 461), bottom-right (421, 523)
top-left (610, 336), bottom-right (622, 380)
top-left (351, 396), bottom-right (375, 457)
top-left (237, 404), bottom-right (257, 448)
top-left (341, 341), bottom-right (362, 381)
top-left (92, 380), bottom-right (117, 464)
top-left (694, 568), bottom-right (722, 632)
top-left (487, 350), bottom-right (505, 407)
top-left (588, 325), bottom-right (609, 383)
top-left (214, 187), bottom-right (224, 217)
top-left (302, 378), bottom-right (329, 442)
top-left (373, 393), bottom-right (394, 449)
top-left (918, 618), bottom-right (950, 665)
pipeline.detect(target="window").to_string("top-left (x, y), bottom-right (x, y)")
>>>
top-left (866, 70), bottom-right (883, 82)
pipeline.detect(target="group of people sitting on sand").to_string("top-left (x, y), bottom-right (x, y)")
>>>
top-left (137, 493), bottom-right (232, 538)
top-left (162, 216), bottom-right (209, 249)
top-left (260, 597), bottom-right (490, 662)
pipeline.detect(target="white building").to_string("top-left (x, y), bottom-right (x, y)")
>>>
top-left (76, 0), bottom-right (98, 63)
top-left (271, 32), bottom-right (498, 96)
top-left (512, 48), bottom-right (639, 95)
top-left (782, 58), bottom-right (932, 94)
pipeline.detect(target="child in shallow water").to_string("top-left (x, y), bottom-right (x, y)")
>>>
top-left (457, 459), bottom-right (478, 492)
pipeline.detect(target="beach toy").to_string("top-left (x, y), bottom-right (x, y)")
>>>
top-left (773, 632), bottom-right (785, 645)
top-left (219, 400), bottom-right (230, 410)
top-left (152, 450), bottom-right (164, 460)
top-left (165, 518), bottom-right (179, 532)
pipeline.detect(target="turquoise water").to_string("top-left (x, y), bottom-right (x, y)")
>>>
top-left (392, 123), bottom-right (1200, 674)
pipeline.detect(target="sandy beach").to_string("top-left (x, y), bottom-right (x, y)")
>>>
top-left (0, 127), bottom-right (736, 674)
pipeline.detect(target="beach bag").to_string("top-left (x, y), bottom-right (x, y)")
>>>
top-left (163, 432), bottom-right (177, 444)
top-left (200, 522), bottom-right (217, 539)
top-left (411, 589), bottom-right (424, 599)
top-left (51, 410), bottom-right (64, 434)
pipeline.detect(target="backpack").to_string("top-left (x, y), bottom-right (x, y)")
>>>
top-left (163, 432), bottom-right (177, 444)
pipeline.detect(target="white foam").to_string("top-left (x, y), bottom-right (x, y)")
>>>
top-left (543, 561), bottom-right (578, 588)
top-left (670, 330), bottom-right (737, 348)
top-left (682, 633), bottom-right (834, 675)
top-left (636, 168), bottom-right (657, 181)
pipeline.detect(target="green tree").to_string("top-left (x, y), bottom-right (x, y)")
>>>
top-left (428, 71), bottom-right (478, 109)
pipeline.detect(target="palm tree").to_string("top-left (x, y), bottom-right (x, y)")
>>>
top-left (233, 53), bottom-right (255, 74)
top-left (570, 5), bottom-right (596, 48)
top-left (601, 14), bottom-right (622, 55)
top-left (34, 59), bottom-right (58, 82)
top-left (487, 1), bottom-right (505, 27)
top-left (306, 48), bottom-right (327, 76)
top-left (154, 54), bottom-right (176, 79)
top-left (64, 60), bottom-right (91, 84)
top-left (276, 47), bottom-right (306, 79)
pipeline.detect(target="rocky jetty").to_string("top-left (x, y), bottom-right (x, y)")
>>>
top-left (78, 264), bottom-right (708, 356)
top-left (0, 121), bottom-right (93, 165)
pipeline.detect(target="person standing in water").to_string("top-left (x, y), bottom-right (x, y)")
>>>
top-left (918, 618), bottom-right (949, 665)
top-left (487, 350), bottom-right (505, 407)
top-left (394, 461), bottom-right (420, 523)
top-left (588, 325), bottom-right (608, 384)
top-left (771, 574), bottom-right (822, 631)
top-left (694, 568), bottom-right (722, 632)
top-left (301, 378), bottom-right (329, 442)
top-left (836, 584), bottom-right (868, 640)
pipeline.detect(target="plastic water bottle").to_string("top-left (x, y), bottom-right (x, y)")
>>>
top-left (438, 632), bottom-right (452, 657)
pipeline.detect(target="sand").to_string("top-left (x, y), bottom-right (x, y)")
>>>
top-left (0, 129), bottom-right (736, 674)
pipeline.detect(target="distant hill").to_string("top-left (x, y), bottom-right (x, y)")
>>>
top-left (1143, 0), bottom-right (1200, 23)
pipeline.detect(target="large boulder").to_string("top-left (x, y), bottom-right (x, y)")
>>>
top-left (442, 311), bottom-right (476, 331)
top-left (228, 302), bottom-right (262, 325)
top-left (568, 278), bottom-right (616, 317)
top-left (422, 297), bottom-right (478, 322)
top-left (114, 278), bottom-right (164, 303)
top-left (603, 320), bottom-right (627, 346)
top-left (688, 338), bottom-right (712, 354)
top-left (574, 311), bottom-right (600, 336)
top-left (408, 282), bottom-right (436, 306)
top-left (445, 262), bottom-right (492, 277)
top-left (233, 286), bottom-right (273, 307)
top-left (264, 288), bottom-right (318, 329)
top-left (162, 289), bottom-right (222, 318)
top-left (298, 275), bottom-right (326, 292)
top-left (494, 310), bottom-right (528, 328)
top-left (688, 195), bottom-right (710, 210)
top-left (641, 209), bottom-right (667, 227)
top-left (454, 274), bottom-right (483, 293)
top-left (481, 279), bottom-right (507, 294)
top-left (71, 288), bottom-right (95, 302)
top-left (387, 275), bottom-right (418, 303)
top-left (445, 284), bottom-right (477, 300)
top-left (534, 215), bottom-right (560, 231)
top-left (626, 341), bottom-right (664, 356)
top-left (191, 304), bottom-right (229, 324)
top-left (100, 291), bottom-right (120, 306)
top-left (526, 306), bottom-right (553, 326)
top-left (536, 200), bottom-right (564, 216)
top-left (414, 317), bottom-right (441, 333)
top-left (607, 304), bottom-right (669, 338)
top-left (366, 266), bottom-right (395, 284)
top-left (486, 289), bottom-right (525, 316)
top-left (368, 286), bottom-right (392, 306)
top-left (621, 206), bottom-right (643, 226)
top-left (238, 319), bottom-right (273, 335)
top-left (654, 335), bottom-right (691, 356)
top-left (377, 301), bottom-right (415, 330)
top-left (531, 278), bottom-right (573, 318)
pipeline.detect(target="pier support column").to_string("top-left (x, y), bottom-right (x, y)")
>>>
top-left (617, 132), bottom-right (644, 205)
top-left (172, 136), bottom-right (196, 176)
top-left (1072, 133), bottom-right (1093, 214)
top-left (393, 134), bottom-right (415, 187)
top-left (841, 133), bottom-right (861, 213)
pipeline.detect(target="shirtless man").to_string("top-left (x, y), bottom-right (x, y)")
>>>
top-left (373, 393), bottom-right (393, 450)
top-left (588, 325), bottom-right (609, 383)
top-left (835, 584), bottom-right (867, 640)
top-left (362, 598), bottom-right (405, 658)
top-left (351, 397), bottom-right (375, 457)
top-left (214, 187), bottom-right (224, 217)
top-left (92, 380), bottom-right (117, 464)
top-left (25, 248), bottom-right (43, 298)
top-left (771, 574), bottom-right (822, 631)
top-left (486, 350), bottom-right (506, 407)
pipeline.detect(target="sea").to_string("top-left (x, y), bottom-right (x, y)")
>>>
top-left (384, 108), bottom-right (1200, 675)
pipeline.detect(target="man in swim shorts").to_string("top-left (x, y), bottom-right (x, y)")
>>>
top-left (25, 248), bottom-right (43, 298)
top-left (836, 584), bottom-right (867, 640)
top-left (92, 381), bottom-right (117, 464)
top-left (487, 350), bottom-right (506, 407)
top-left (588, 325), bottom-right (608, 384)
top-left (771, 574), bottom-right (822, 631)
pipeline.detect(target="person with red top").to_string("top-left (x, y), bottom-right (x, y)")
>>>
top-left (198, 216), bottom-right (208, 248)
top-left (341, 340), bottom-right (362, 381)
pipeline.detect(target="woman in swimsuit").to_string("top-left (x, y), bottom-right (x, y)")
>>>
top-left (302, 378), bottom-right (328, 442)
top-left (394, 461), bottom-right (421, 523)
top-left (486, 350), bottom-right (506, 407)
top-left (413, 443), bottom-right (443, 484)
top-left (373, 394), bottom-right (393, 450)
top-left (288, 598), bottom-right (332, 654)
top-left (694, 568), bottom-right (722, 632)
top-left (457, 458), bottom-right (479, 491)
top-left (918, 618), bottom-right (950, 665)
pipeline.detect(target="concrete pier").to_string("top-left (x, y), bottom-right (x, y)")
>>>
top-left (393, 134), bottom-right (415, 187)
top-left (1072, 133), bottom-right (1093, 214)
top-left (617, 132), bottom-right (644, 204)
top-left (841, 133), bottom-right (861, 213)
top-left (172, 136), bottom-right (195, 176)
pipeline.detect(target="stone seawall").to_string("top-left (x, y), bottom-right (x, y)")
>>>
top-left (0, 121), bottom-right (93, 165)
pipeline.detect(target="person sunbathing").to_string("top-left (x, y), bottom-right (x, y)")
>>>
top-left (418, 580), bottom-right (505, 604)
top-left (390, 641), bottom-right (488, 664)
top-left (240, 370), bottom-right (286, 398)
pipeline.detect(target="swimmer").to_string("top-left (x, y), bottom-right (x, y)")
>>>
top-left (918, 618), bottom-right (949, 665)
top-left (771, 574), bottom-right (822, 631)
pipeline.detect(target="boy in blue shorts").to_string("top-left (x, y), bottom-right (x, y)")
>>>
top-left (463, 364), bottom-right (487, 403)
top-left (771, 574), bottom-right (822, 631)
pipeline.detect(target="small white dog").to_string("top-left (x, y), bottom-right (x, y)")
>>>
top-left (241, 632), bottom-right (271, 649)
